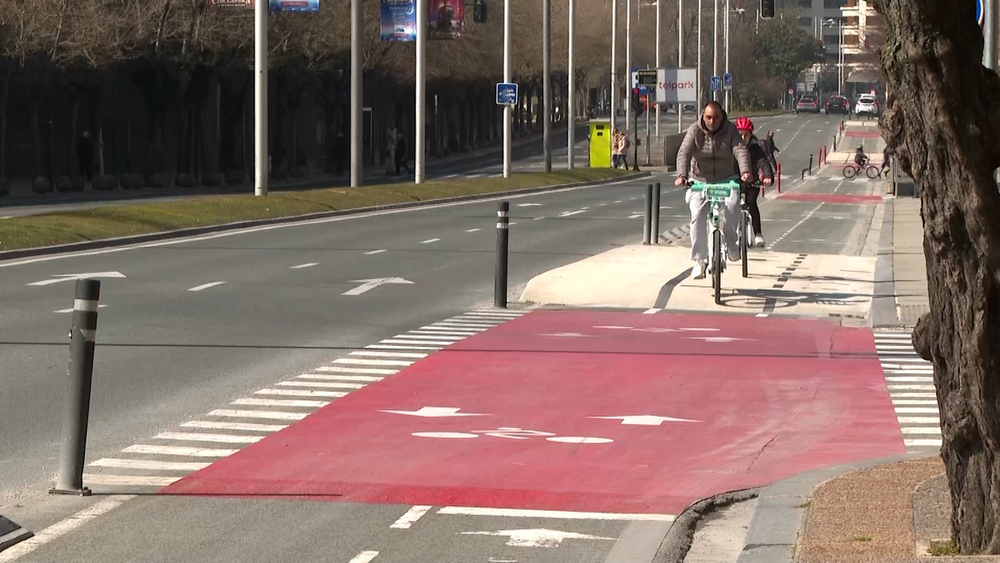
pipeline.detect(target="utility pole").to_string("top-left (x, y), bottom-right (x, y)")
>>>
top-left (543, 0), bottom-right (552, 171)
top-left (416, 0), bottom-right (426, 183)
top-left (568, 0), bottom-right (575, 169)
top-left (712, 0), bottom-right (718, 102)
top-left (678, 0), bottom-right (684, 134)
top-left (503, 0), bottom-right (512, 177)
top-left (724, 0), bottom-right (729, 112)
top-left (655, 0), bottom-right (661, 138)
top-left (697, 0), bottom-right (702, 108)
top-left (611, 0), bottom-right (618, 153)
top-left (626, 0), bottom-right (633, 134)
top-left (986, 0), bottom-right (998, 69)
top-left (254, 0), bottom-right (268, 196)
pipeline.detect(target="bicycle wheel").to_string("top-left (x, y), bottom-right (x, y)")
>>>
top-left (712, 229), bottom-right (723, 305)
top-left (865, 165), bottom-right (880, 179)
top-left (843, 164), bottom-right (858, 179)
top-left (741, 211), bottom-right (750, 278)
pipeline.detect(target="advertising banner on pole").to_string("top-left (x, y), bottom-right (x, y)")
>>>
top-left (268, 0), bottom-right (320, 12)
top-left (656, 68), bottom-right (697, 104)
top-left (209, 0), bottom-right (253, 7)
top-left (428, 0), bottom-right (464, 39)
top-left (380, 0), bottom-right (417, 41)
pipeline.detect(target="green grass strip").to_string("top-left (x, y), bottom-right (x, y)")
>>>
top-left (0, 169), bottom-right (628, 252)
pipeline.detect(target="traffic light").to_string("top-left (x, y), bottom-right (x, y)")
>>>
top-left (473, 0), bottom-right (487, 23)
top-left (760, 0), bottom-right (774, 19)
top-left (632, 87), bottom-right (643, 112)
top-left (818, 39), bottom-right (824, 50)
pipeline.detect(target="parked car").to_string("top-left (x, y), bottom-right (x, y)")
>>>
top-left (795, 96), bottom-right (819, 114)
top-left (825, 95), bottom-right (850, 115)
top-left (855, 94), bottom-right (880, 118)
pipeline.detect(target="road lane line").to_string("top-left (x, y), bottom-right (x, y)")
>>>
top-left (180, 421), bottom-right (288, 432)
top-left (420, 238), bottom-right (441, 244)
top-left (350, 351), bottom-right (428, 359)
top-left (207, 409), bottom-right (308, 420)
top-left (291, 263), bottom-right (318, 269)
top-left (0, 495), bottom-right (135, 562)
top-left (155, 432), bottom-right (265, 444)
top-left (390, 505), bottom-right (433, 529)
top-left (254, 388), bottom-right (349, 398)
top-left (437, 506), bottom-right (675, 521)
top-left (122, 445), bottom-right (238, 457)
top-left (332, 358), bottom-right (414, 367)
top-left (367, 343), bottom-right (441, 350)
top-left (466, 228), bottom-right (481, 233)
top-left (349, 552), bottom-right (380, 563)
top-left (89, 459), bottom-right (211, 472)
top-left (395, 334), bottom-right (464, 341)
top-left (278, 380), bottom-right (367, 389)
top-left (365, 249), bottom-right (387, 255)
top-left (187, 281), bottom-right (226, 292)
top-left (231, 398), bottom-right (330, 408)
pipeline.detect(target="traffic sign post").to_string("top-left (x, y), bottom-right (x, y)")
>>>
top-left (496, 83), bottom-right (518, 106)
top-left (723, 73), bottom-right (732, 91)
top-left (710, 75), bottom-right (721, 92)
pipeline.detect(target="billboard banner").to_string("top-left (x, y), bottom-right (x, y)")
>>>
top-left (657, 68), bottom-right (697, 103)
top-left (269, 0), bottom-right (320, 12)
top-left (381, 0), bottom-right (417, 41)
top-left (209, 0), bottom-right (253, 7)
top-left (428, 0), bottom-right (464, 39)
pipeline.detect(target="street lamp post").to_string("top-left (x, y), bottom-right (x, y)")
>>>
top-left (543, 0), bottom-right (552, 172)
top-left (611, 0), bottom-right (618, 137)
top-left (712, 0), bottom-right (718, 102)
top-left (568, 0), bottom-right (575, 170)
top-left (416, 0), bottom-right (426, 183)
top-left (503, 0), bottom-right (512, 178)
top-left (626, 0), bottom-right (633, 133)
top-left (696, 0), bottom-right (702, 107)
top-left (678, 0), bottom-right (684, 134)
top-left (655, 0), bottom-right (661, 138)
top-left (254, 0), bottom-right (268, 196)
top-left (724, 0), bottom-right (729, 111)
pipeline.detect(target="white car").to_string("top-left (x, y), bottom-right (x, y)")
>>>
top-left (855, 94), bottom-right (880, 118)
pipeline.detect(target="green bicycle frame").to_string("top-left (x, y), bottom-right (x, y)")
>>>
top-left (687, 180), bottom-right (741, 226)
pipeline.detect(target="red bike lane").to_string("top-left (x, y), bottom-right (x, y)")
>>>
top-left (161, 310), bottom-right (904, 516)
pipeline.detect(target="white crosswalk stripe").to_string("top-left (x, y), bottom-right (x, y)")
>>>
top-left (876, 329), bottom-right (940, 453)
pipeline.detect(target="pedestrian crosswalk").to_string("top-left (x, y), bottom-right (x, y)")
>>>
top-left (80, 309), bottom-right (527, 492)
top-left (875, 330), bottom-right (940, 453)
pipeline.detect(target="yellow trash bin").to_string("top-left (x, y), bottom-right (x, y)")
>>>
top-left (589, 119), bottom-right (612, 168)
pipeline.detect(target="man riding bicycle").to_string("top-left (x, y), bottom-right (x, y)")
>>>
top-left (674, 101), bottom-right (751, 280)
top-left (733, 117), bottom-right (774, 248)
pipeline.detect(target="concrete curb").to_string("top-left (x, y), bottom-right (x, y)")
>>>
top-left (653, 487), bottom-right (763, 563)
top-left (870, 197), bottom-right (901, 328)
top-left (735, 453), bottom-right (921, 563)
top-left (0, 172), bottom-right (649, 262)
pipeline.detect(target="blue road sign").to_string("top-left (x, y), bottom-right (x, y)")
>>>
top-left (711, 75), bottom-right (721, 91)
top-left (723, 72), bottom-right (733, 90)
top-left (496, 83), bottom-right (518, 105)
top-left (978, 0), bottom-right (985, 27)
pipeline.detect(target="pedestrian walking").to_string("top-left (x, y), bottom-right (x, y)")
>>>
top-left (763, 129), bottom-right (780, 173)
top-left (395, 132), bottom-right (412, 176)
top-left (385, 127), bottom-right (397, 175)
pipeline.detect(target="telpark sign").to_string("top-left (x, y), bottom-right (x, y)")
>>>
top-left (657, 68), bottom-right (698, 104)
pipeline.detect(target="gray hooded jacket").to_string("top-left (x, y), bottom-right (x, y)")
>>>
top-left (675, 114), bottom-right (751, 183)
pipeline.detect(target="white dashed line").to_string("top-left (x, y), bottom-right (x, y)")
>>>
top-left (187, 282), bottom-right (226, 292)
top-left (421, 238), bottom-right (441, 244)
top-left (349, 552), bottom-right (380, 563)
top-left (291, 263), bottom-right (318, 269)
top-left (466, 228), bottom-right (481, 233)
top-left (365, 249), bottom-right (387, 255)
top-left (390, 506), bottom-right (433, 529)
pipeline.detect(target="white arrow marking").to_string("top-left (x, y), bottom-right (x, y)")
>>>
top-left (28, 271), bottom-right (126, 287)
top-left (380, 406), bottom-right (490, 418)
top-left (342, 277), bottom-right (414, 296)
top-left (461, 528), bottom-right (615, 547)
top-left (538, 332), bottom-right (594, 338)
top-left (591, 415), bottom-right (701, 426)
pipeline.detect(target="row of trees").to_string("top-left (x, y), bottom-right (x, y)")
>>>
top-left (0, 0), bottom-right (824, 193)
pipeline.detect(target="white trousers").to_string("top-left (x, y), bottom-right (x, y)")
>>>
top-left (686, 187), bottom-right (741, 264)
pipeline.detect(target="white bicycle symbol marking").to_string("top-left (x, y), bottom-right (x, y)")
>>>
top-left (412, 427), bottom-right (613, 444)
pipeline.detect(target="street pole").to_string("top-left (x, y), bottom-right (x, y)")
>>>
top-left (543, 0), bottom-right (552, 171)
top-left (697, 0), bottom-right (702, 108)
top-left (568, 0), bottom-right (575, 170)
top-left (678, 0), bottom-right (684, 134)
top-left (713, 0), bottom-right (718, 102)
top-left (350, 0), bottom-right (363, 188)
top-left (724, 0), bottom-right (729, 112)
top-left (254, 0), bottom-right (268, 196)
top-left (986, 0), bottom-right (999, 69)
top-left (655, 0), bottom-right (661, 139)
top-left (838, 22), bottom-right (844, 96)
top-left (503, 0), bottom-right (512, 178)
top-left (416, 0), bottom-right (426, 183)
top-left (626, 0), bottom-right (633, 134)
top-left (611, 0), bottom-right (618, 152)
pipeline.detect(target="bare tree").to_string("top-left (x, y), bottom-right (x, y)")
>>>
top-left (875, 0), bottom-right (1000, 553)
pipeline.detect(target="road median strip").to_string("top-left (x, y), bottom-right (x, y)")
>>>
top-left (0, 169), bottom-right (633, 256)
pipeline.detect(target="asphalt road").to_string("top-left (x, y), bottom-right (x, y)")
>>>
top-left (0, 112), bottom-right (867, 562)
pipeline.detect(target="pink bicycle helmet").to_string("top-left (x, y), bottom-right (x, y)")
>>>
top-left (734, 117), bottom-right (754, 132)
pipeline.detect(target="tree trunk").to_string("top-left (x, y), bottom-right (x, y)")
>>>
top-left (0, 61), bottom-right (12, 178)
top-left (875, 0), bottom-right (1000, 553)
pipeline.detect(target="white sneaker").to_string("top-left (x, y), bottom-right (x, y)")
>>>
top-left (691, 262), bottom-right (706, 279)
top-left (754, 235), bottom-right (765, 248)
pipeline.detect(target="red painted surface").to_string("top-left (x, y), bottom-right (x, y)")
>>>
top-left (779, 193), bottom-right (882, 204)
top-left (162, 311), bottom-right (904, 515)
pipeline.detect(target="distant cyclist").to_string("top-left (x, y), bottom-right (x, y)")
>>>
top-left (733, 117), bottom-right (774, 248)
top-left (854, 144), bottom-right (869, 167)
top-left (675, 101), bottom-right (751, 280)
